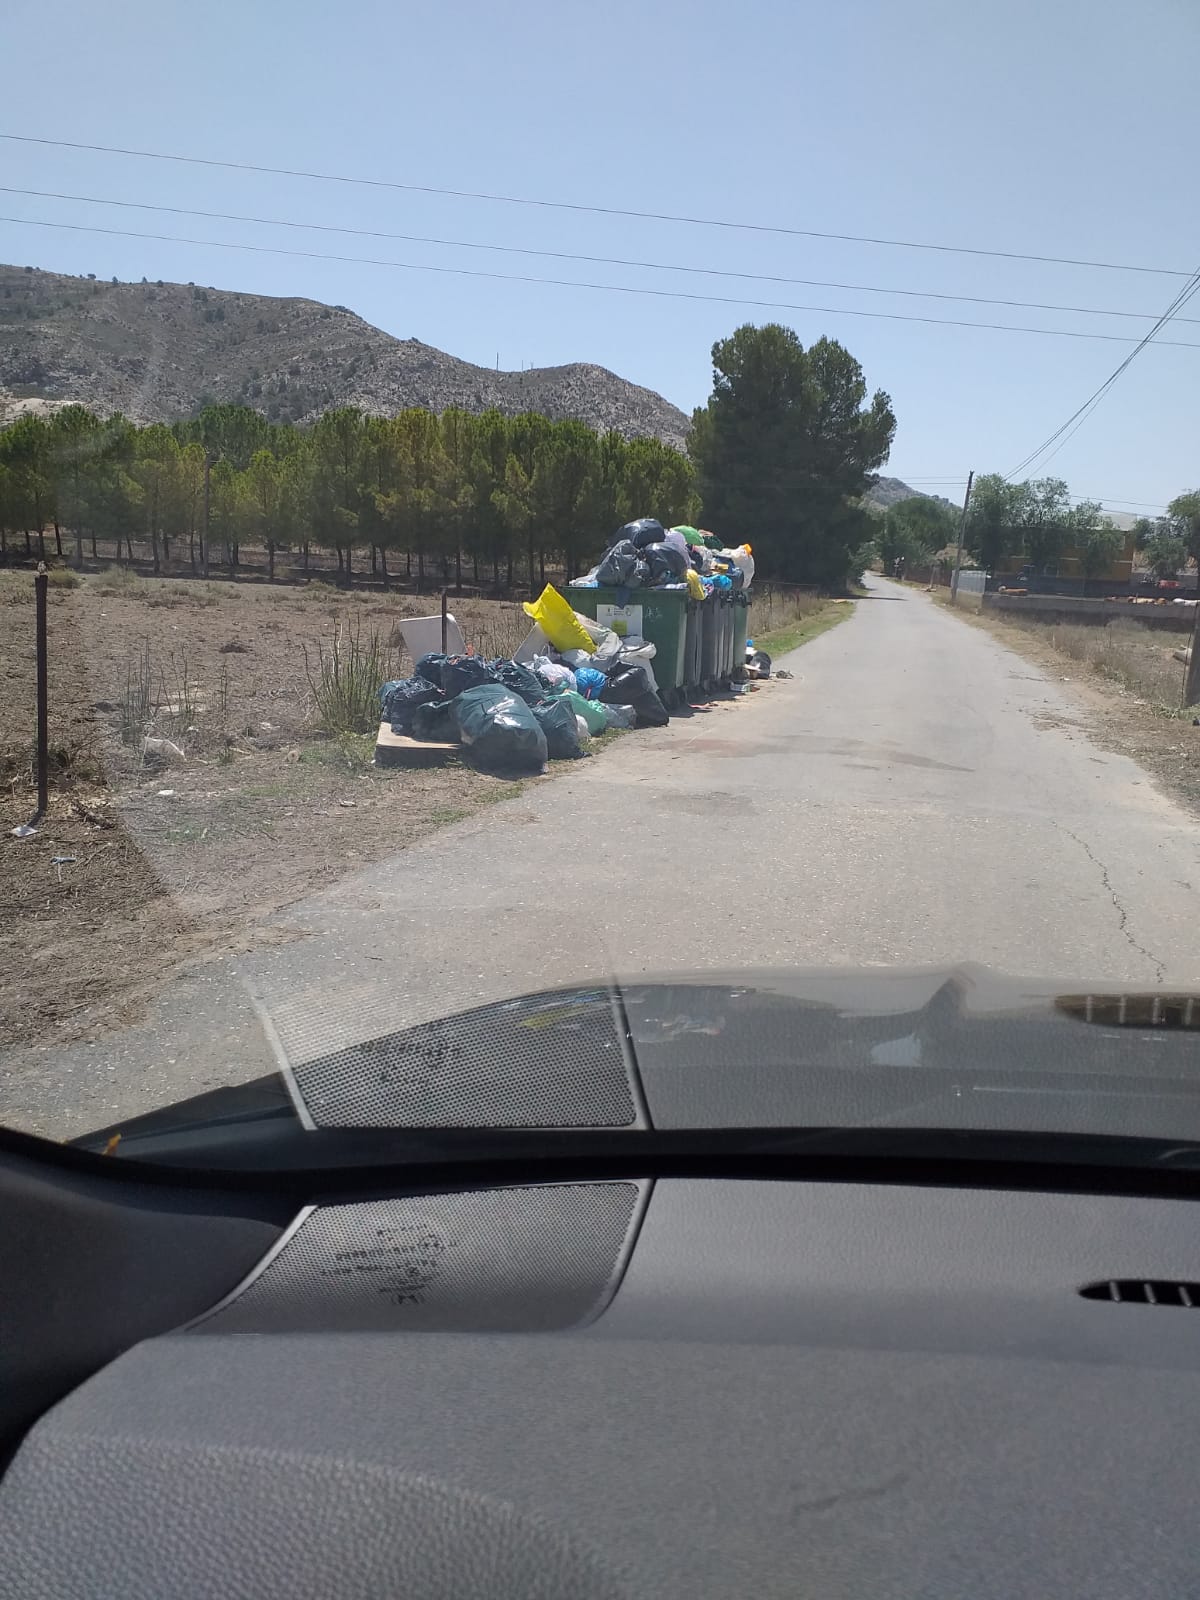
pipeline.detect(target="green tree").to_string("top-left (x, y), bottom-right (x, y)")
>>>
top-left (1167, 491), bottom-right (1200, 563)
top-left (468, 410), bottom-right (516, 584)
top-left (689, 324), bottom-right (895, 586)
top-left (879, 495), bottom-right (957, 574)
top-left (532, 420), bottom-right (598, 580)
top-left (492, 453), bottom-right (537, 595)
top-left (310, 408), bottom-right (366, 581)
top-left (618, 437), bottom-right (697, 532)
top-left (1074, 522), bottom-right (1124, 592)
top-left (964, 474), bottom-right (1028, 572)
top-left (171, 442), bottom-right (207, 572)
top-left (438, 408), bottom-right (477, 589)
top-left (1144, 531), bottom-right (1187, 579)
top-left (577, 429), bottom-right (629, 557)
top-left (48, 406), bottom-right (103, 564)
top-left (245, 448), bottom-right (291, 580)
top-left (85, 416), bottom-right (141, 561)
top-left (0, 413), bottom-right (55, 559)
top-left (133, 424), bottom-right (180, 573)
top-left (193, 403), bottom-right (272, 471)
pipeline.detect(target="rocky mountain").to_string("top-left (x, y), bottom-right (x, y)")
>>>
top-left (864, 476), bottom-right (958, 513)
top-left (0, 263), bottom-right (691, 448)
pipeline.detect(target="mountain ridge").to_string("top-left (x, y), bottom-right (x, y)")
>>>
top-left (0, 263), bottom-right (691, 448)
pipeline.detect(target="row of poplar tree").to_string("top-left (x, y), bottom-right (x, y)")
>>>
top-left (0, 403), bottom-right (699, 586)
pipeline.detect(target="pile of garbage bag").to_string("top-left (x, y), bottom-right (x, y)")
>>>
top-left (378, 586), bottom-right (673, 773)
top-left (573, 517), bottom-right (755, 596)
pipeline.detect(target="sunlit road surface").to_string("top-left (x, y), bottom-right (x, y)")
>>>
top-left (7, 576), bottom-right (1200, 1138)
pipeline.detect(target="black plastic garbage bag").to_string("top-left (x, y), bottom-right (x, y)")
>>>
top-left (620, 518), bottom-right (666, 550)
top-left (532, 697), bottom-right (588, 760)
top-left (599, 663), bottom-right (654, 705)
top-left (452, 685), bottom-right (547, 773)
top-left (596, 539), bottom-right (642, 587)
top-left (414, 653), bottom-right (498, 697)
top-left (643, 541), bottom-right (689, 583)
top-left (380, 676), bottom-right (443, 735)
top-left (632, 690), bottom-right (670, 728)
top-left (411, 698), bottom-right (460, 743)
top-left (490, 658), bottom-right (546, 705)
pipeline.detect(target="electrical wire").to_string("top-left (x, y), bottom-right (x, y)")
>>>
top-left (0, 131), bottom-right (1190, 281)
top-left (6, 212), bottom-right (1200, 352)
top-left (3, 185), bottom-right (1194, 328)
top-left (1006, 264), bottom-right (1200, 479)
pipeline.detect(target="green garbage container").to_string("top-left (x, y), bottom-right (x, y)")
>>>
top-left (718, 596), bottom-right (736, 686)
top-left (732, 591), bottom-right (750, 679)
top-left (684, 600), bottom-right (704, 696)
top-left (567, 585), bottom-right (688, 707)
top-left (699, 593), bottom-right (720, 689)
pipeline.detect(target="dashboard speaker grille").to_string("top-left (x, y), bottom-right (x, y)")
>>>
top-left (289, 986), bottom-right (640, 1129)
top-left (1079, 1279), bottom-right (1200, 1307)
top-left (191, 1181), bottom-right (647, 1334)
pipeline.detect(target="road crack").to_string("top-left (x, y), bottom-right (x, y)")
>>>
top-left (1058, 825), bottom-right (1166, 981)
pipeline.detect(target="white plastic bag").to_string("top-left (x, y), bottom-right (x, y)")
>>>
top-left (619, 636), bottom-right (656, 659)
top-left (533, 655), bottom-right (576, 691)
top-left (600, 702), bottom-right (636, 729)
top-left (574, 714), bottom-right (592, 745)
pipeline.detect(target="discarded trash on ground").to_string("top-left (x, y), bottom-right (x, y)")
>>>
top-left (372, 519), bottom-right (770, 773)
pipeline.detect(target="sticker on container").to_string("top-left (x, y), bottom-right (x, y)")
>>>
top-left (597, 603), bottom-right (643, 639)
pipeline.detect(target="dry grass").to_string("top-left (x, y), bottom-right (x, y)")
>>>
top-left (1005, 617), bottom-right (1188, 712)
top-left (748, 585), bottom-right (826, 639)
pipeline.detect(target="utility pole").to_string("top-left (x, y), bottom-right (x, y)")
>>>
top-left (950, 470), bottom-right (975, 604)
top-left (1184, 598), bottom-right (1200, 707)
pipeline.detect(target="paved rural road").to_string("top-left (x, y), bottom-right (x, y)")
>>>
top-left (8, 576), bottom-right (1200, 1137)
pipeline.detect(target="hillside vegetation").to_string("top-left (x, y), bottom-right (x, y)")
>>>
top-left (0, 263), bottom-right (690, 447)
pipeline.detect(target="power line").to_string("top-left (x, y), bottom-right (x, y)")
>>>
top-left (7, 212), bottom-right (1200, 353)
top-left (0, 130), bottom-right (1191, 282)
top-left (1006, 263), bottom-right (1200, 479)
top-left (886, 478), bottom-right (1172, 509)
top-left (4, 185), bottom-right (1195, 329)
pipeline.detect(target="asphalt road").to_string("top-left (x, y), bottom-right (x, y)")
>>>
top-left (7, 577), bottom-right (1200, 1137)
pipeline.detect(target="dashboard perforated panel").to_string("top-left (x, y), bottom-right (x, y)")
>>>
top-left (190, 1181), bottom-right (647, 1334)
top-left (288, 987), bottom-right (641, 1129)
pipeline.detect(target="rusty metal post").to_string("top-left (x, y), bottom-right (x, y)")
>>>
top-left (441, 588), bottom-right (449, 656)
top-left (34, 564), bottom-right (48, 820)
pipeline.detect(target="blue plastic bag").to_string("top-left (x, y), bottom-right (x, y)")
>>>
top-left (574, 666), bottom-right (607, 699)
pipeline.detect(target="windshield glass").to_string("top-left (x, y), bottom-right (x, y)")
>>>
top-left (2, 0), bottom-right (1198, 1167)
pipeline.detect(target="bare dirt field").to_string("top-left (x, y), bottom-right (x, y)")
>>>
top-left (1, 564), bottom-right (822, 1053)
top-left (0, 568), bottom-right (534, 1050)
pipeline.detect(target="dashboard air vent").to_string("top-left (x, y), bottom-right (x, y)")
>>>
top-left (1080, 1280), bottom-right (1200, 1307)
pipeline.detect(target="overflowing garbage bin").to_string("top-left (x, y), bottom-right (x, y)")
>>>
top-left (570, 522), bottom-right (755, 702)
top-left (732, 592), bottom-right (750, 680)
top-left (567, 584), bottom-right (689, 708)
top-left (684, 600), bottom-right (704, 693)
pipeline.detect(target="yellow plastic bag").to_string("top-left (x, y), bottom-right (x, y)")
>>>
top-left (522, 585), bottom-right (596, 654)
top-left (685, 567), bottom-right (705, 601)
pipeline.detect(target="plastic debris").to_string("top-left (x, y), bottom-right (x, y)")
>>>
top-left (453, 685), bottom-right (548, 773)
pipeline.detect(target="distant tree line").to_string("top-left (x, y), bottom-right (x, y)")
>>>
top-left (0, 403), bottom-right (698, 588)
top-left (874, 475), bottom-right (1200, 588)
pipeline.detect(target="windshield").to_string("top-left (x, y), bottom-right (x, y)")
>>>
top-left (2, 0), bottom-right (1199, 1171)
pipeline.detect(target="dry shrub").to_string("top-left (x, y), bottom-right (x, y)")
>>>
top-left (1038, 619), bottom-right (1186, 710)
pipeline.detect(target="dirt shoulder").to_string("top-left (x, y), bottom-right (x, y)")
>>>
top-left (0, 571), bottom-right (532, 1050)
top-left (936, 594), bottom-right (1200, 819)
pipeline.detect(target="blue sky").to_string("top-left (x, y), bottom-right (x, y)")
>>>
top-left (2, 0), bottom-right (1197, 514)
